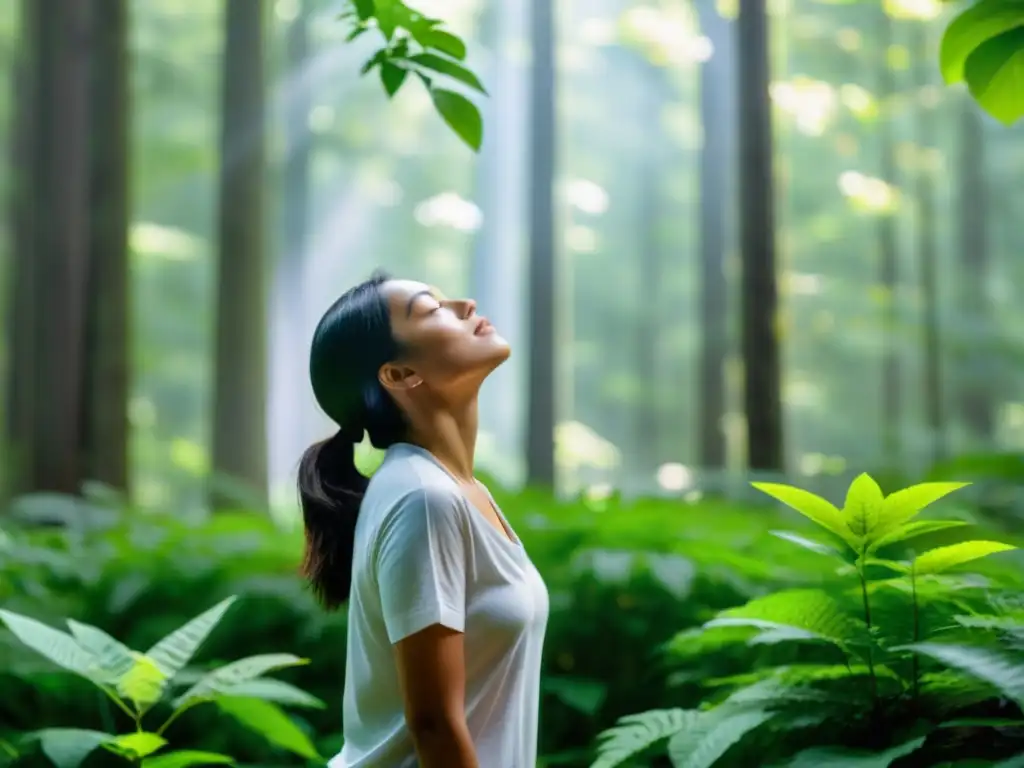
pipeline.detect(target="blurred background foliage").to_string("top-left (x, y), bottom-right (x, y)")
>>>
top-left (2, 0), bottom-right (1024, 765)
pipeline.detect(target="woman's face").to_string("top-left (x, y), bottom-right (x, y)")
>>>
top-left (378, 279), bottom-right (510, 395)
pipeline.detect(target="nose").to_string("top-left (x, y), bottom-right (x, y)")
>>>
top-left (456, 298), bottom-right (476, 319)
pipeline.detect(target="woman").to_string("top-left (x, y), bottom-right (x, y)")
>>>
top-left (298, 271), bottom-right (549, 768)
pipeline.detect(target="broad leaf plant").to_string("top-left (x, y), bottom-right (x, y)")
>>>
top-left (0, 596), bottom-right (324, 768)
top-left (592, 474), bottom-right (1023, 768)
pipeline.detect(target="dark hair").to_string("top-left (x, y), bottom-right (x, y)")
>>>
top-left (298, 270), bottom-right (408, 609)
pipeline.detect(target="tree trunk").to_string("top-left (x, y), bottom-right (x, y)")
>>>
top-left (912, 22), bottom-right (944, 463)
top-left (696, 0), bottom-right (735, 470)
top-left (211, 0), bottom-right (269, 510)
top-left (524, 0), bottom-right (557, 488)
top-left (877, 8), bottom-right (901, 462)
top-left (737, 0), bottom-right (783, 471)
top-left (633, 61), bottom-right (663, 478)
top-left (83, 0), bottom-right (130, 493)
top-left (470, 0), bottom-right (527, 479)
top-left (271, 0), bottom-right (311, 483)
top-left (4, 0), bottom-right (40, 498)
top-left (956, 99), bottom-right (992, 442)
top-left (24, 0), bottom-right (94, 495)
top-left (5, 0), bottom-right (131, 500)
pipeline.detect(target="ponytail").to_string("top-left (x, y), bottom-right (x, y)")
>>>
top-left (298, 428), bottom-right (368, 610)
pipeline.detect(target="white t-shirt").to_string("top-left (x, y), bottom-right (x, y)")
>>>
top-left (331, 443), bottom-right (550, 768)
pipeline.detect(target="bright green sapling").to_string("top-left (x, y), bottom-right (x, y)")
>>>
top-left (0, 596), bottom-right (325, 768)
top-left (592, 474), bottom-right (1023, 768)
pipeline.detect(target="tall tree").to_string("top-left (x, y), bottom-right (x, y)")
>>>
top-left (524, 0), bottom-right (557, 487)
top-left (737, 0), bottom-right (783, 471)
top-left (84, 0), bottom-right (131, 493)
top-left (877, 7), bottom-right (902, 463)
top-left (912, 21), bottom-right (945, 463)
top-left (5, 0), bottom-right (40, 498)
top-left (470, 0), bottom-right (528, 475)
top-left (632, 57), bottom-right (664, 479)
top-left (6, 0), bottom-right (97, 496)
top-left (696, 0), bottom-right (736, 470)
top-left (271, 0), bottom-right (312, 478)
top-left (211, 0), bottom-right (269, 509)
top-left (956, 98), bottom-right (993, 443)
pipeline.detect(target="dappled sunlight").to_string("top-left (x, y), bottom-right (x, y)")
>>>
top-left (130, 222), bottom-right (202, 261)
top-left (555, 420), bottom-right (621, 473)
top-left (771, 77), bottom-right (836, 135)
top-left (413, 191), bottom-right (482, 231)
top-left (884, 0), bottom-right (944, 22)
top-left (838, 170), bottom-right (899, 214)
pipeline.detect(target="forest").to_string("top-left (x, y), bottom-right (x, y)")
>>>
top-left (2, 0), bottom-right (1024, 767)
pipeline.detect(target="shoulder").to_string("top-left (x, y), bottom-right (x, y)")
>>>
top-left (366, 447), bottom-right (468, 536)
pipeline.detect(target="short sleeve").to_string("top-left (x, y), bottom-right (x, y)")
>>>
top-left (373, 487), bottom-right (468, 644)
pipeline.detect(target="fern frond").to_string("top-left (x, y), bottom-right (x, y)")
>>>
top-left (773, 735), bottom-right (925, 768)
top-left (591, 708), bottom-right (694, 768)
top-left (713, 589), bottom-right (866, 645)
top-left (900, 643), bottom-right (1024, 708)
top-left (667, 707), bottom-right (773, 768)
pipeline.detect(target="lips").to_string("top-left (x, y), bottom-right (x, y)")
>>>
top-left (474, 317), bottom-right (493, 335)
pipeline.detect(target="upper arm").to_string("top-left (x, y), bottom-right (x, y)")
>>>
top-left (374, 487), bottom-right (469, 724)
top-left (394, 624), bottom-right (467, 729)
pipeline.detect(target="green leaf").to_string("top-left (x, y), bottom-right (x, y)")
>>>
top-left (843, 473), bottom-right (884, 537)
top-left (117, 654), bottom-right (169, 709)
top-left (360, 49), bottom-right (386, 75)
top-left (0, 610), bottom-right (101, 680)
top-left (964, 27), bottom-right (1024, 124)
top-left (751, 483), bottom-right (855, 546)
top-left (174, 653), bottom-right (309, 708)
top-left (111, 733), bottom-right (167, 759)
top-left (216, 697), bottom-right (320, 760)
top-left (712, 589), bottom-right (865, 645)
top-left (146, 596), bottom-right (237, 680)
top-left (407, 52), bottom-right (487, 94)
top-left (898, 642), bottom-right (1024, 707)
top-left (776, 736), bottom-right (926, 767)
top-left (430, 88), bottom-right (483, 151)
top-left (213, 678), bottom-right (325, 709)
top-left (66, 619), bottom-right (136, 683)
top-left (873, 481), bottom-right (969, 538)
top-left (543, 676), bottom-right (607, 716)
top-left (745, 624), bottom-right (833, 646)
top-left (422, 30), bottom-right (467, 59)
top-left (954, 614), bottom-right (1024, 633)
top-left (24, 729), bottom-right (113, 768)
top-left (592, 709), bottom-right (693, 768)
top-left (346, 24), bottom-right (369, 43)
top-left (141, 751), bottom-right (234, 768)
top-left (352, 0), bottom-right (375, 22)
top-left (667, 707), bottom-right (773, 768)
top-left (374, 0), bottom-right (399, 39)
top-left (868, 519), bottom-right (968, 552)
top-left (769, 530), bottom-right (844, 559)
top-left (939, 0), bottom-right (1024, 84)
top-left (379, 62), bottom-right (408, 97)
top-left (913, 540), bottom-right (1015, 574)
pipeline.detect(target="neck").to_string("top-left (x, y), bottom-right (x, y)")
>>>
top-left (407, 398), bottom-right (479, 482)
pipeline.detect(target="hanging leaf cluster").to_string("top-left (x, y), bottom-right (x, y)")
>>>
top-left (343, 0), bottom-right (487, 151)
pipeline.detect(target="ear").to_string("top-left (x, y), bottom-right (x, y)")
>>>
top-left (379, 362), bottom-right (423, 391)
